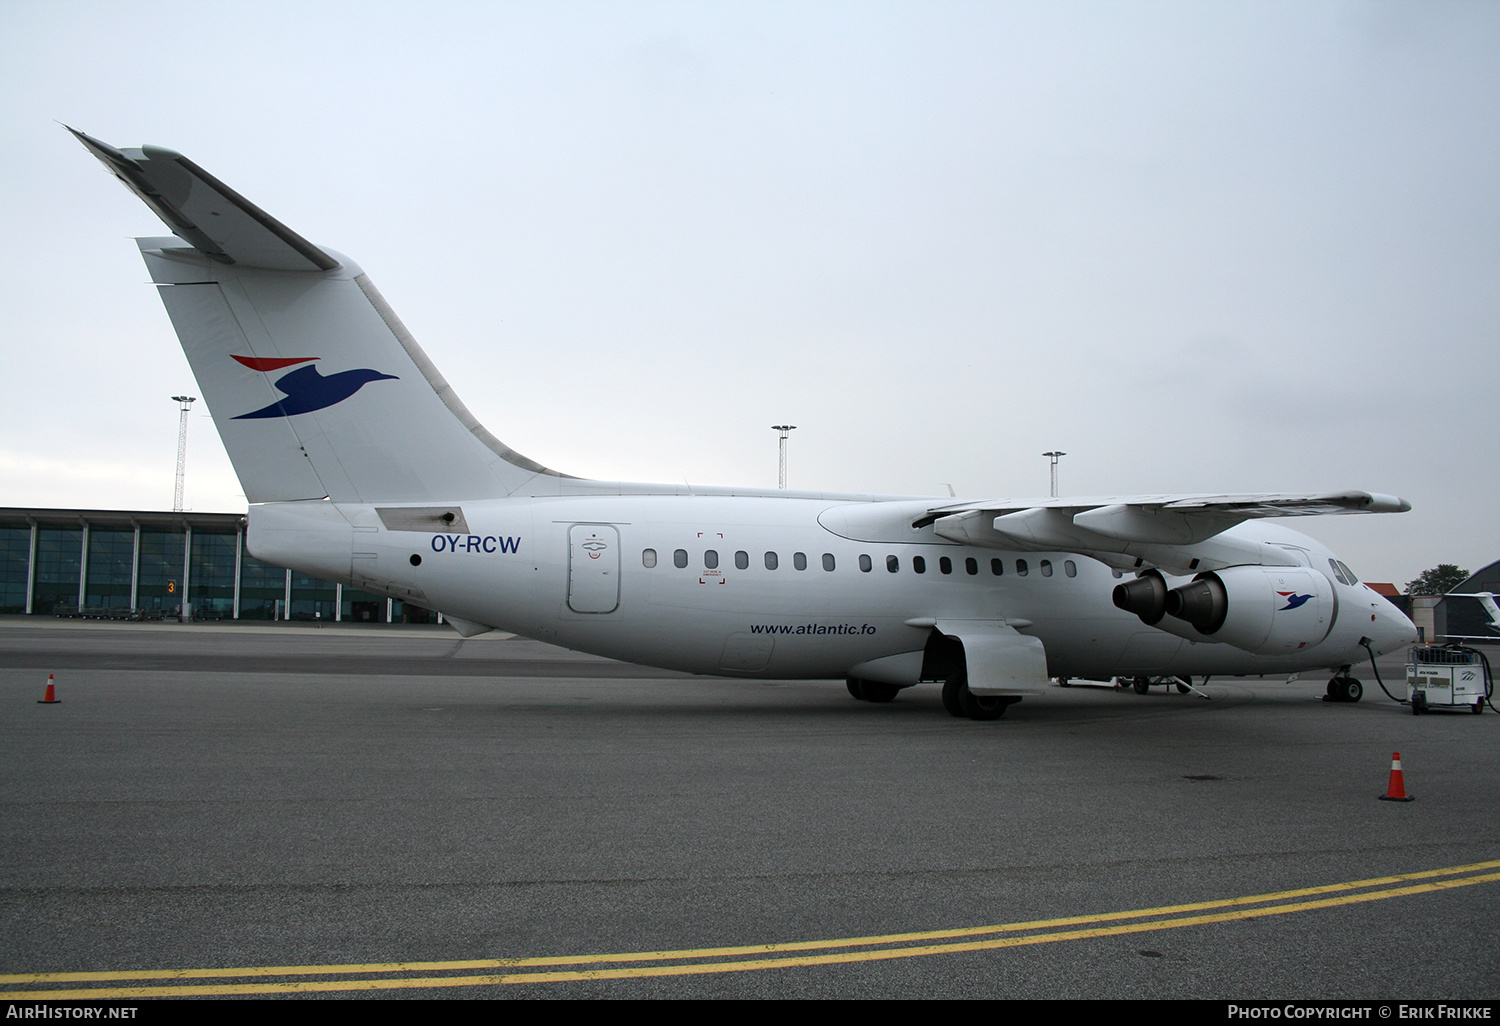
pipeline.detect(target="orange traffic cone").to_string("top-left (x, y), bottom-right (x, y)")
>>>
top-left (37, 674), bottom-right (60, 704)
top-left (1378, 751), bottom-right (1413, 802)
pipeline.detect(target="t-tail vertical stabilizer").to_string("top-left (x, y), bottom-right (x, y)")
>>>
top-left (72, 129), bottom-right (571, 504)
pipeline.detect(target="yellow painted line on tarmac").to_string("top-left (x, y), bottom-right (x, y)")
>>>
top-left (4, 859), bottom-right (1497, 998)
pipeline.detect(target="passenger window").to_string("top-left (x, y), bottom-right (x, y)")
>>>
top-left (642, 548), bottom-right (657, 568)
top-left (965, 557), bottom-right (978, 576)
top-left (1064, 560), bottom-right (1077, 578)
top-left (822, 553), bottom-right (836, 572)
top-left (794, 552), bottom-right (807, 571)
top-left (704, 550), bottom-right (719, 569)
top-left (913, 556), bottom-right (926, 574)
top-left (765, 551), bottom-right (778, 570)
top-left (1016, 559), bottom-right (1029, 576)
top-left (991, 558), bottom-right (1003, 576)
top-left (858, 554), bottom-right (872, 572)
top-left (939, 556), bottom-right (952, 575)
top-left (735, 550), bottom-right (749, 570)
top-left (673, 549), bottom-right (688, 568)
top-left (1040, 559), bottom-right (1053, 578)
top-left (886, 555), bottom-right (899, 573)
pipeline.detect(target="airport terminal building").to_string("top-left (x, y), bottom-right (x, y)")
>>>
top-left (0, 507), bottom-right (433, 624)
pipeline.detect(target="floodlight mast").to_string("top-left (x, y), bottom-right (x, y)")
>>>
top-left (171, 396), bottom-right (196, 512)
top-left (1042, 451), bottom-right (1066, 499)
top-left (772, 425), bottom-right (797, 489)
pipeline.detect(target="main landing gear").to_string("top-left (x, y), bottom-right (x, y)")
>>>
top-left (941, 676), bottom-right (1022, 721)
top-left (1325, 676), bottom-right (1364, 703)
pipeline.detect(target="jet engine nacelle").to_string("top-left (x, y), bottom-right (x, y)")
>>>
top-left (1164, 565), bottom-right (1336, 655)
top-left (1115, 565), bottom-right (1337, 655)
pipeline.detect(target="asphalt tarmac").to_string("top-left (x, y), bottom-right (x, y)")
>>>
top-left (2, 620), bottom-right (1497, 1000)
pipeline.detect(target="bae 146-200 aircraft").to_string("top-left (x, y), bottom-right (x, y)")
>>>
top-left (73, 129), bottom-right (1418, 719)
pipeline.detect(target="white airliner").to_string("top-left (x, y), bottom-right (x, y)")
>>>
top-left (73, 130), bottom-right (1417, 717)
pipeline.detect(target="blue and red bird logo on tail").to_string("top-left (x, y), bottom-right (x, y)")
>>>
top-left (231, 356), bottom-right (398, 420)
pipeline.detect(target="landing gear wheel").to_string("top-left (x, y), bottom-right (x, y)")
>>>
top-left (846, 678), bottom-right (866, 701)
top-left (860, 681), bottom-right (900, 703)
top-left (941, 678), bottom-right (966, 718)
top-left (942, 677), bottom-right (1015, 720)
top-left (1133, 677), bottom-right (1150, 695)
top-left (1175, 677), bottom-right (1191, 694)
top-left (1326, 677), bottom-right (1362, 703)
top-left (960, 688), bottom-right (1010, 721)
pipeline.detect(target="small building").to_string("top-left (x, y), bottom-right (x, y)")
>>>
top-left (0, 507), bottom-right (432, 624)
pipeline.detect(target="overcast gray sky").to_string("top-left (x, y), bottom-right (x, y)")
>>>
top-left (1, 0), bottom-right (1495, 587)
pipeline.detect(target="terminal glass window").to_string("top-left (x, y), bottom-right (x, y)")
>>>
top-left (191, 531), bottom-right (238, 618)
top-left (137, 528), bottom-right (186, 613)
top-left (290, 570), bottom-right (336, 621)
top-left (33, 527), bottom-right (83, 615)
top-left (341, 586), bottom-right (388, 623)
top-left (0, 526), bottom-right (30, 613)
top-left (239, 553), bottom-right (288, 620)
top-left (85, 528), bottom-right (135, 610)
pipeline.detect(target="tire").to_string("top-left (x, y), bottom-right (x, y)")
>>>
top-left (941, 678), bottom-right (967, 718)
top-left (1326, 679), bottom-right (1339, 698)
top-left (1344, 679), bottom-right (1362, 703)
top-left (1474, 701), bottom-right (1484, 715)
top-left (860, 681), bottom-right (900, 703)
top-left (959, 687), bottom-right (1009, 721)
top-left (1175, 678), bottom-right (1191, 694)
top-left (846, 678), bottom-right (866, 701)
top-left (1133, 677), bottom-right (1150, 695)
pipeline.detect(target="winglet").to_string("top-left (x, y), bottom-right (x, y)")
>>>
top-left (69, 127), bottom-right (339, 272)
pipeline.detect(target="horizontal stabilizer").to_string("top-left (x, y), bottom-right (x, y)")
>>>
top-left (70, 128), bottom-right (338, 271)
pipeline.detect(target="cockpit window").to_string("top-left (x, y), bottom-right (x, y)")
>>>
top-left (1336, 560), bottom-right (1359, 585)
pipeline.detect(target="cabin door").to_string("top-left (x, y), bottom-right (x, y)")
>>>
top-left (567, 524), bottom-right (620, 613)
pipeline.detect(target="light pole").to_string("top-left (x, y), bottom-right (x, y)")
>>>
top-left (772, 425), bottom-right (797, 489)
top-left (172, 396), bottom-right (196, 512)
top-left (1042, 451), bottom-right (1066, 499)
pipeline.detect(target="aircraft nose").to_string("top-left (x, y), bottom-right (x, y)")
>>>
top-left (1367, 595), bottom-right (1418, 655)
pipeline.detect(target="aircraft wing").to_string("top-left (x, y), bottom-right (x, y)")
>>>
top-left (70, 127), bottom-right (338, 272)
top-left (919, 490), bottom-right (1410, 573)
